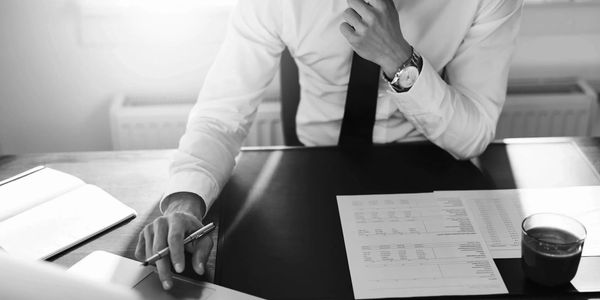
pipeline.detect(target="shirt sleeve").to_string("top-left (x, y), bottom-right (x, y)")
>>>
top-left (391, 0), bottom-right (523, 159)
top-left (160, 0), bottom-right (285, 214)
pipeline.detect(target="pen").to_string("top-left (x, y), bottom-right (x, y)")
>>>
top-left (141, 222), bottom-right (215, 266)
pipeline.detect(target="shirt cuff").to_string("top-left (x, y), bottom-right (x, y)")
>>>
top-left (389, 57), bottom-right (450, 140)
top-left (159, 169), bottom-right (220, 218)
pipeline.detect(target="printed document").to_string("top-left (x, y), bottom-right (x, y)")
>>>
top-left (337, 193), bottom-right (507, 299)
top-left (435, 186), bottom-right (600, 258)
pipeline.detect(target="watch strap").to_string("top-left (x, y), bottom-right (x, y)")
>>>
top-left (386, 47), bottom-right (423, 93)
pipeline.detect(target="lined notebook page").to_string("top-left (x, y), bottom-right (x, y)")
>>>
top-left (0, 185), bottom-right (136, 260)
top-left (0, 168), bottom-right (84, 221)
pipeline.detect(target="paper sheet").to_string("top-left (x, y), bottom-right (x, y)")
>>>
top-left (435, 186), bottom-right (600, 259)
top-left (0, 167), bottom-right (84, 221)
top-left (0, 185), bottom-right (136, 260)
top-left (337, 193), bottom-right (507, 299)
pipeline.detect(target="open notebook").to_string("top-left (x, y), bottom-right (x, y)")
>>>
top-left (0, 166), bottom-right (136, 260)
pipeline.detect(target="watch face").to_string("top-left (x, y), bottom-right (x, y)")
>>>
top-left (398, 66), bottom-right (419, 88)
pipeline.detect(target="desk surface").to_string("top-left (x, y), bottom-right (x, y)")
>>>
top-left (2, 137), bottom-right (600, 299)
top-left (0, 150), bottom-right (218, 281)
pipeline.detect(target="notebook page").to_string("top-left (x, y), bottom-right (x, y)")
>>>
top-left (0, 167), bottom-right (84, 221)
top-left (0, 184), bottom-right (136, 260)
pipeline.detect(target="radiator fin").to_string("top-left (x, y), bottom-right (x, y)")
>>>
top-left (110, 96), bottom-right (283, 150)
top-left (496, 79), bottom-right (597, 139)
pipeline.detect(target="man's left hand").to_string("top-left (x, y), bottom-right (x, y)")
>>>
top-left (340, 0), bottom-right (412, 78)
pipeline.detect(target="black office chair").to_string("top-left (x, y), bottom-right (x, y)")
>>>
top-left (279, 48), bottom-right (303, 146)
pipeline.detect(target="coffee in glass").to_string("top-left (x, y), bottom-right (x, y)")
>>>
top-left (521, 213), bottom-right (586, 287)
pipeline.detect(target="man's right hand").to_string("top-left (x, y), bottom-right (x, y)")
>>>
top-left (135, 192), bottom-right (213, 290)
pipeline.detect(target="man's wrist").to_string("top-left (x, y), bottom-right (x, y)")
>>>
top-left (382, 62), bottom-right (402, 80)
top-left (163, 192), bottom-right (207, 220)
top-left (381, 39), bottom-right (412, 78)
top-left (382, 45), bottom-right (423, 93)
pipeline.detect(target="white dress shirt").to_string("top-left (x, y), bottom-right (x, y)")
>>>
top-left (162, 0), bottom-right (523, 213)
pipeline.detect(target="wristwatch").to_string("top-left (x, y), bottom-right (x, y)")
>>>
top-left (384, 46), bottom-right (423, 93)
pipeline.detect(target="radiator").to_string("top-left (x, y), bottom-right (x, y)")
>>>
top-left (110, 95), bottom-right (284, 150)
top-left (496, 79), bottom-right (598, 139)
top-left (110, 79), bottom-right (598, 150)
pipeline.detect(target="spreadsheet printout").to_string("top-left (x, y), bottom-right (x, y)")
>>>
top-left (435, 187), bottom-right (600, 259)
top-left (337, 193), bottom-right (507, 299)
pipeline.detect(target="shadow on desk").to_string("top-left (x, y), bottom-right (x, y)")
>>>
top-left (215, 140), bottom-right (600, 300)
top-left (216, 143), bottom-right (494, 299)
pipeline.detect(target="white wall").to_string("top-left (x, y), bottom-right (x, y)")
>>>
top-left (0, 0), bottom-right (241, 154)
top-left (511, 2), bottom-right (600, 83)
top-left (0, 0), bottom-right (599, 154)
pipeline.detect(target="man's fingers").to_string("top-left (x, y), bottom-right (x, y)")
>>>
top-left (134, 230), bottom-right (145, 260)
top-left (343, 8), bottom-right (365, 33)
top-left (135, 204), bottom-right (209, 288)
top-left (143, 227), bottom-right (154, 262)
top-left (152, 218), bottom-right (173, 290)
top-left (366, 0), bottom-right (387, 12)
top-left (347, 0), bottom-right (374, 23)
top-left (190, 236), bottom-right (214, 276)
top-left (340, 22), bottom-right (359, 43)
top-left (167, 219), bottom-right (186, 273)
top-left (155, 258), bottom-right (173, 290)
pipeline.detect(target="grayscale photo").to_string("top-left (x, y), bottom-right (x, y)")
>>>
top-left (1, 0), bottom-right (599, 299)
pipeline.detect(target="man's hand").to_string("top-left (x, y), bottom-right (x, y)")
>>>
top-left (135, 192), bottom-right (213, 290)
top-left (340, 0), bottom-right (412, 78)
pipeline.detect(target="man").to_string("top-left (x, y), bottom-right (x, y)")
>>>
top-left (136, 0), bottom-right (523, 290)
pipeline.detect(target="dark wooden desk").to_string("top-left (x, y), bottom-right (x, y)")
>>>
top-left (2, 137), bottom-right (600, 299)
top-left (216, 138), bottom-right (600, 299)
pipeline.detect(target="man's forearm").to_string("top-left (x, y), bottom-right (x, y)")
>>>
top-left (165, 0), bottom-right (286, 212)
top-left (391, 1), bottom-right (523, 159)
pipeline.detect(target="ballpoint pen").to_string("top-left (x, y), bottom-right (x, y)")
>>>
top-left (141, 222), bottom-right (215, 266)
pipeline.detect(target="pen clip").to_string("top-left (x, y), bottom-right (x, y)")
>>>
top-left (187, 223), bottom-right (215, 243)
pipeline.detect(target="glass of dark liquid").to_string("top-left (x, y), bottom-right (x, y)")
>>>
top-left (521, 213), bottom-right (586, 287)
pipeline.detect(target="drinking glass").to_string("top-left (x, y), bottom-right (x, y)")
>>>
top-left (521, 213), bottom-right (586, 286)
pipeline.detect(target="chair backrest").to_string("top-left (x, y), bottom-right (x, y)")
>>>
top-left (279, 48), bottom-right (303, 146)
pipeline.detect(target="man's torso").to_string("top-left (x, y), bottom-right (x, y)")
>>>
top-left (277, 0), bottom-right (481, 145)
